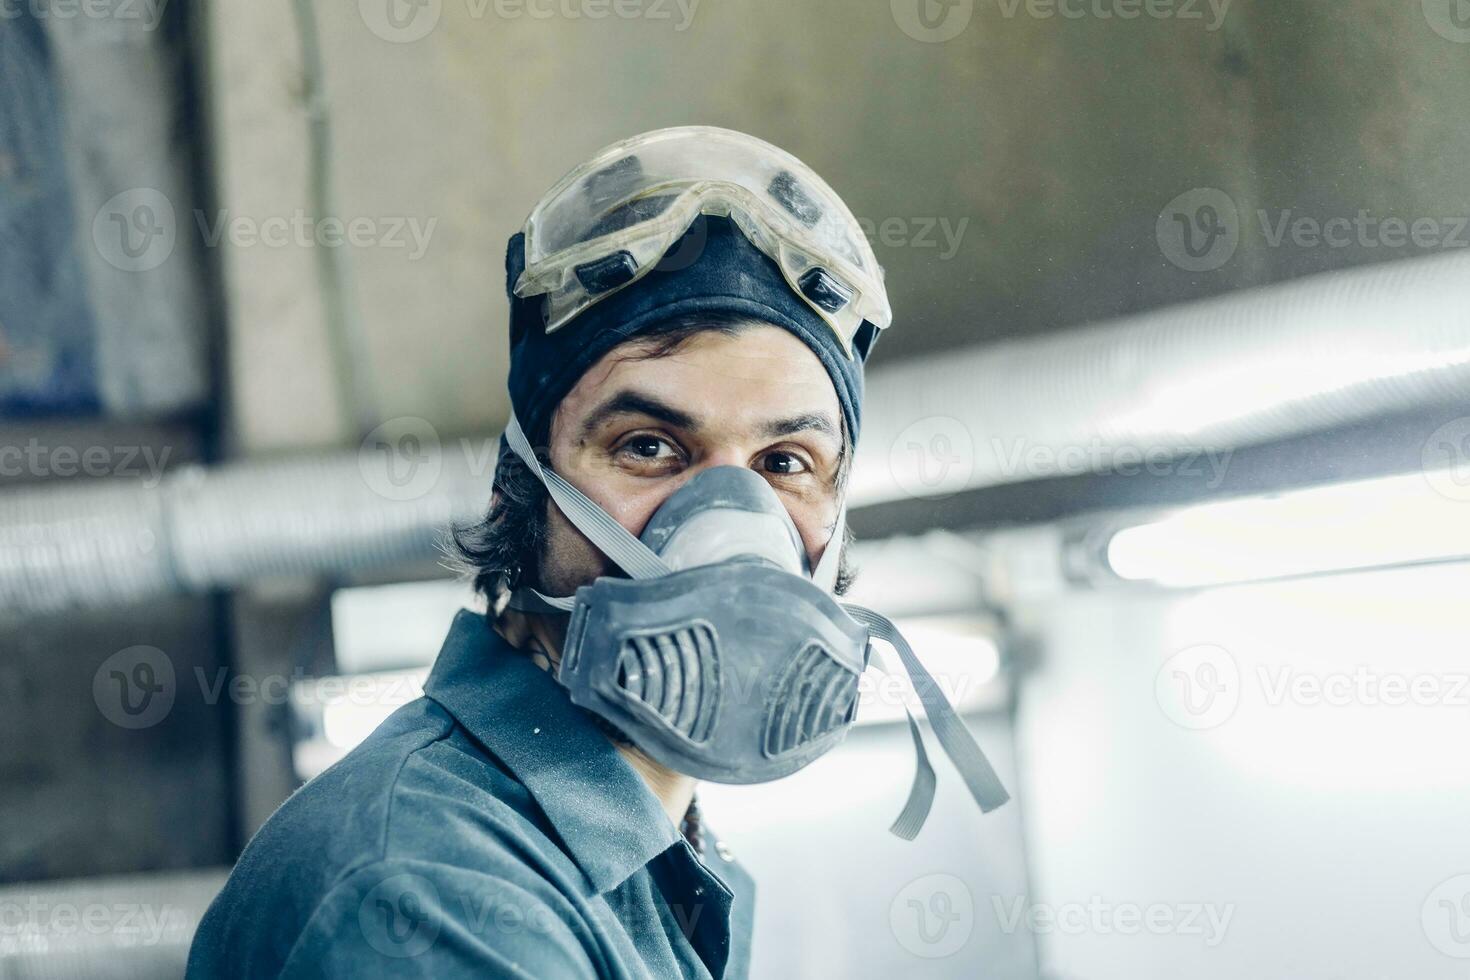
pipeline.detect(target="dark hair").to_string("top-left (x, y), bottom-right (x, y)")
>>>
top-left (448, 311), bottom-right (857, 607)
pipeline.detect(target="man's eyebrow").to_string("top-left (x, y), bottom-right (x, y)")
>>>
top-left (760, 412), bottom-right (840, 444)
top-left (580, 390), bottom-right (701, 437)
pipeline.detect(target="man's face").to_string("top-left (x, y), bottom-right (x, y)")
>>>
top-left (537, 324), bottom-right (844, 596)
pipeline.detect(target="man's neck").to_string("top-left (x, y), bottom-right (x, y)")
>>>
top-left (614, 743), bottom-right (698, 827)
top-left (494, 608), bottom-right (698, 827)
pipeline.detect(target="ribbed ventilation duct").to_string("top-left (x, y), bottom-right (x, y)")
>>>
top-left (0, 451), bottom-right (489, 618)
top-left (3, 251), bottom-right (1469, 618)
top-left (0, 869), bottom-right (227, 980)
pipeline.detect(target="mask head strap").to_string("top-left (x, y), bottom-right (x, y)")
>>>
top-left (845, 603), bottom-right (1012, 837)
top-left (503, 411), bottom-right (672, 582)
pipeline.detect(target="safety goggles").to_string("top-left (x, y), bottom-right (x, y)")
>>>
top-left (513, 126), bottom-right (893, 356)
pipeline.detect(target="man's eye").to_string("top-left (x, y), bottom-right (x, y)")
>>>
top-left (619, 435), bottom-right (678, 461)
top-left (761, 452), bottom-right (809, 476)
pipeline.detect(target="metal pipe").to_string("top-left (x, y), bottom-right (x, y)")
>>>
top-left (0, 868), bottom-right (228, 980)
top-left (850, 249), bottom-right (1470, 506)
top-left (0, 448), bottom-right (488, 618)
top-left (4, 251), bottom-right (1469, 617)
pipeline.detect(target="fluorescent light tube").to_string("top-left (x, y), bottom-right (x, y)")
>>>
top-left (1106, 469), bottom-right (1470, 587)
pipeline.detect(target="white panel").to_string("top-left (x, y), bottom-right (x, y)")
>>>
top-left (1014, 561), bottom-right (1470, 979)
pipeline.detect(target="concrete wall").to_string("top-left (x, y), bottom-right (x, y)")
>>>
top-left (0, 4), bottom-right (211, 417)
top-left (0, 595), bottom-right (233, 884)
top-left (201, 0), bottom-right (1470, 453)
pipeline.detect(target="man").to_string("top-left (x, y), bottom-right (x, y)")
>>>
top-left (188, 127), bottom-right (1005, 979)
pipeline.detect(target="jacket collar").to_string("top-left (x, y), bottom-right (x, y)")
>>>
top-left (423, 609), bottom-right (682, 894)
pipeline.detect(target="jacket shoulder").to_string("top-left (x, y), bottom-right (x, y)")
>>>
top-left (187, 696), bottom-right (592, 978)
top-left (188, 697), bottom-right (453, 978)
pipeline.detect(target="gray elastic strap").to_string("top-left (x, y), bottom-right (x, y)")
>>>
top-left (504, 412), bottom-right (672, 581)
top-left (867, 643), bottom-right (938, 840)
top-left (891, 707), bottom-right (938, 841)
top-left (846, 604), bottom-right (1011, 838)
top-left (811, 498), bottom-right (846, 592)
top-left (506, 588), bottom-right (577, 614)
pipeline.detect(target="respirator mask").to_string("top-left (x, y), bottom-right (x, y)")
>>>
top-left (502, 414), bottom-right (1009, 840)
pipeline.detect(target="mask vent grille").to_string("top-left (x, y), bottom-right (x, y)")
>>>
top-left (762, 642), bottom-right (859, 758)
top-left (614, 624), bottom-right (721, 744)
